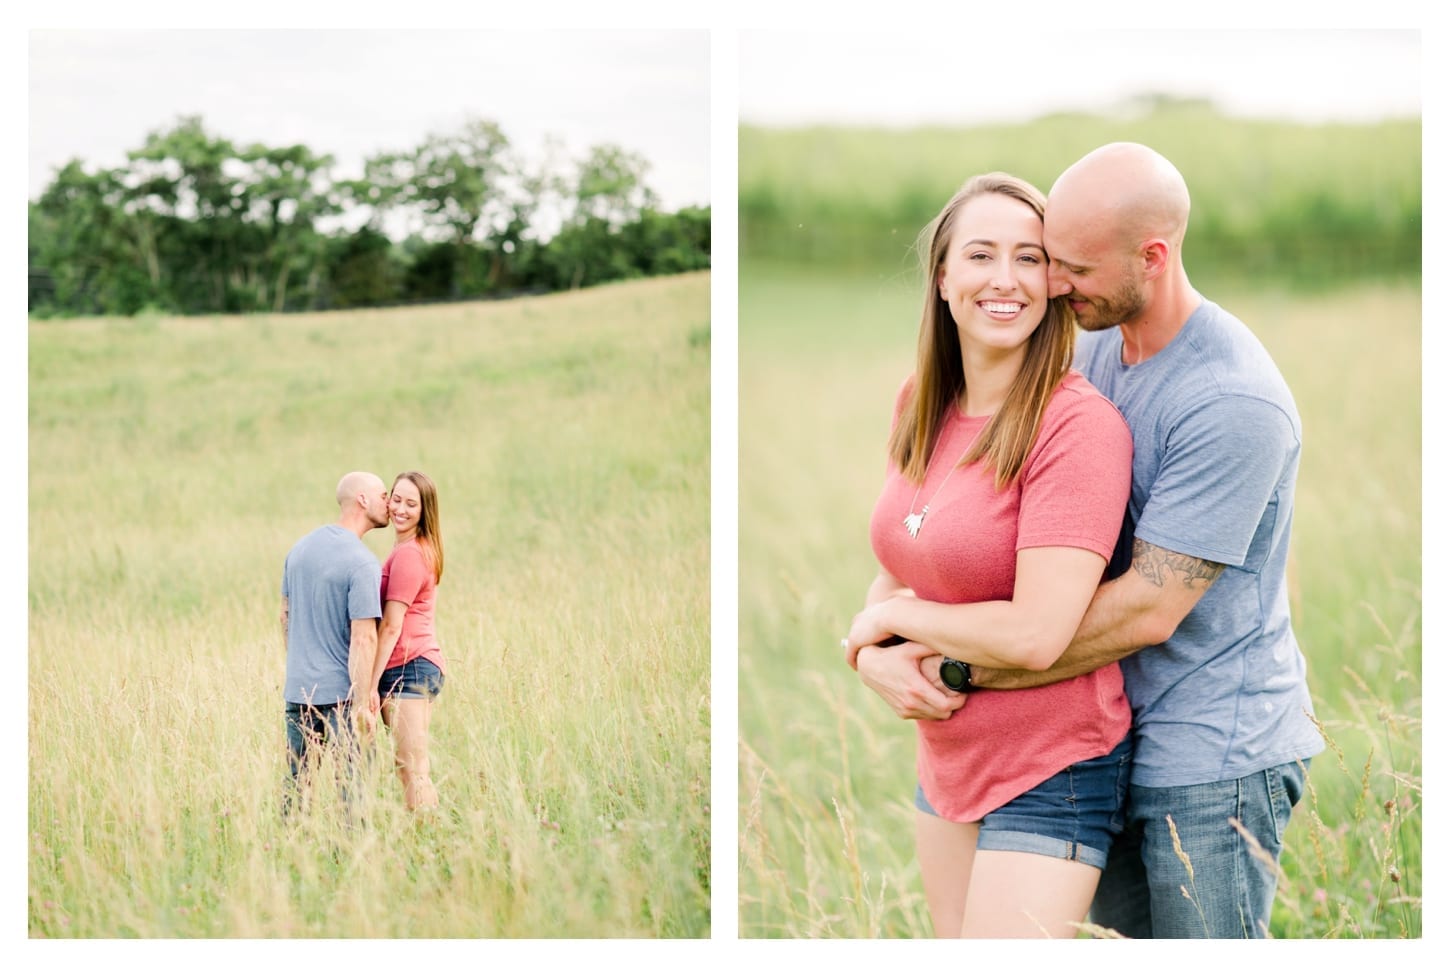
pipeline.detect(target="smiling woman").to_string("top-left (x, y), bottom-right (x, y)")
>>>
top-left (372, 470), bottom-right (449, 813)
top-left (840, 172), bottom-right (1135, 938)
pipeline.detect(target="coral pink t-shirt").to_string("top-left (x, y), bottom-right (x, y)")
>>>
top-left (869, 370), bottom-right (1133, 822)
top-left (380, 540), bottom-right (446, 674)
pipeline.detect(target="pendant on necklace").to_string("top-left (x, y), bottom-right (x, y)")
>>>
top-left (903, 510), bottom-right (926, 539)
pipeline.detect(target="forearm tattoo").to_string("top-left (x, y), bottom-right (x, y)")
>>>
top-left (1131, 538), bottom-right (1225, 589)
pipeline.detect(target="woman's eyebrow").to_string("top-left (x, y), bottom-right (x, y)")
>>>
top-left (960, 238), bottom-right (1046, 251)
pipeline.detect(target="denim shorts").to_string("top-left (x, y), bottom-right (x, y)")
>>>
top-left (915, 734), bottom-right (1132, 870)
top-left (378, 656), bottom-right (445, 700)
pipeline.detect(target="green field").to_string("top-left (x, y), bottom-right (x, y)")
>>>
top-left (28, 272), bottom-right (711, 937)
top-left (739, 107), bottom-right (1421, 283)
top-left (737, 260), bottom-right (1421, 938)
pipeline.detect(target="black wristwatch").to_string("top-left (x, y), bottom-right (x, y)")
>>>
top-left (939, 657), bottom-right (980, 693)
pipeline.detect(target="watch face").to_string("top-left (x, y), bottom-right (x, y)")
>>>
top-left (940, 660), bottom-right (968, 691)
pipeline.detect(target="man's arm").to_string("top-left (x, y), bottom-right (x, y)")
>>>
top-left (280, 596), bottom-right (289, 651)
top-left (970, 538), bottom-right (1224, 689)
top-left (348, 617), bottom-right (380, 736)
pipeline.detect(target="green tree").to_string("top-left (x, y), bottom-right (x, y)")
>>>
top-left (28, 113), bottom-right (703, 318)
top-left (31, 162), bottom-right (150, 315)
top-left (125, 116), bottom-right (252, 311)
top-left (234, 143), bottom-right (340, 310)
top-left (544, 144), bottom-right (660, 289)
top-left (363, 118), bottom-right (512, 297)
top-left (572, 144), bottom-right (658, 228)
top-left (323, 227), bottom-right (402, 308)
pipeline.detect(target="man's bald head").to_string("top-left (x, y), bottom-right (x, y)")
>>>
top-left (336, 471), bottom-right (385, 507)
top-left (335, 470), bottom-right (391, 534)
top-left (1044, 142), bottom-right (1201, 340)
top-left (1048, 142), bottom-right (1191, 252)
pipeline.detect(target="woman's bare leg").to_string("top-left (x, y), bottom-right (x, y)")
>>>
top-left (382, 696), bottom-right (438, 810)
top-left (960, 849), bottom-right (1101, 938)
top-left (915, 810), bottom-right (980, 938)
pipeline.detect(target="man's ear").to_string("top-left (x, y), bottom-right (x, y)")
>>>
top-left (1141, 238), bottom-right (1170, 280)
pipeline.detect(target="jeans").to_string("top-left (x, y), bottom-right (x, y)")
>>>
top-left (916, 734), bottom-right (1132, 870)
top-left (283, 701), bottom-right (361, 819)
top-left (1089, 759), bottom-right (1311, 938)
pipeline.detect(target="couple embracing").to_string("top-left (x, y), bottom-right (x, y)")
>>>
top-left (280, 470), bottom-right (448, 816)
top-left (842, 143), bottom-right (1324, 938)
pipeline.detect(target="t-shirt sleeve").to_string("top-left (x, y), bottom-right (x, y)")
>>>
top-left (348, 559), bottom-right (384, 620)
top-left (383, 546), bottom-right (428, 607)
top-left (1016, 394), bottom-right (1133, 561)
top-left (1133, 395), bottom-right (1299, 567)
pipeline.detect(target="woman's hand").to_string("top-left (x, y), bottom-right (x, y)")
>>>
top-left (856, 640), bottom-right (966, 720)
top-left (844, 600), bottom-right (895, 669)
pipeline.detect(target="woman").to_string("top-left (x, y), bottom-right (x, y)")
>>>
top-left (371, 470), bottom-right (447, 811)
top-left (842, 173), bottom-right (1133, 938)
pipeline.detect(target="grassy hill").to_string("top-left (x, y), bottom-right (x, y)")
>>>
top-left (28, 272), bottom-right (711, 937)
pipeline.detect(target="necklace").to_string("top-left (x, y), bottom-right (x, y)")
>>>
top-left (903, 430), bottom-right (977, 539)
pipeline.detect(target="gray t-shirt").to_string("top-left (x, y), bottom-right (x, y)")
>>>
top-left (281, 524), bottom-right (382, 705)
top-left (1076, 299), bottom-right (1325, 787)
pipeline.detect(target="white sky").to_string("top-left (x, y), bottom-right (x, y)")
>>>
top-left (739, 29), bottom-right (1421, 127)
top-left (27, 29), bottom-right (711, 212)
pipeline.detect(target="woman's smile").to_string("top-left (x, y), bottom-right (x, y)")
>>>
top-left (977, 299), bottom-right (1027, 320)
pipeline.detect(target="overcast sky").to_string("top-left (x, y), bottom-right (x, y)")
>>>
top-left (26, 28), bottom-right (1423, 206)
top-left (28, 29), bottom-right (710, 210)
top-left (739, 29), bottom-right (1420, 127)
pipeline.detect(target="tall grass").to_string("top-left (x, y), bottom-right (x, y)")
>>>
top-left (736, 261), bottom-right (1421, 938)
top-left (28, 272), bottom-right (711, 937)
top-left (740, 107), bottom-right (1421, 283)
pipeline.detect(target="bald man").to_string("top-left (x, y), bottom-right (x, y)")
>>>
top-left (857, 144), bottom-right (1322, 937)
top-left (279, 471), bottom-right (390, 817)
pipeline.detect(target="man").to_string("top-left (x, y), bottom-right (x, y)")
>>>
top-left (280, 470), bottom-right (390, 815)
top-left (854, 143), bottom-right (1323, 937)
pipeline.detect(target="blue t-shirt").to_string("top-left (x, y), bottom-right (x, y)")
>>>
top-left (1076, 299), bottom-right (1325, 787)
top-left (281, 524), bottom-right (382, 705)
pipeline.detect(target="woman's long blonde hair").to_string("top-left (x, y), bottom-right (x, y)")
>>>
top-left (887, 172), bottom-right (1076, 489)
top-left (394, 470), bottom-right (444, 584)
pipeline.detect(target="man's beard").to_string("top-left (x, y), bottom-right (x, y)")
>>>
top-left (1073, 276), bottom-right (1147, 332)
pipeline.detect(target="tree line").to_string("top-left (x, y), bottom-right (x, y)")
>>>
top-left (28, 116), bottom-right (710, 318)
top-left (738, 100), bottom-right (1421, 287)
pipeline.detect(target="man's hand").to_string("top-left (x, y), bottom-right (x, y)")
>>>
top-left (855, 640), bottom-right (965, 720)
top-left (353, 699), bottom-right (377, 742)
